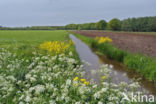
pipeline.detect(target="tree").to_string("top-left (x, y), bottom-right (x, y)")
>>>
top-left (108, 18), bottom-right (121, 30)
top-left (89, 23), bottom-right (96, 30)
top-left (95, 20), bottom-right (107, 30)
top-left (65, 24), bottom-right (78, 30)
top-left (147, 17), bottom-right (156, 31)
top-left (120, 16), bottom-right (156, 32)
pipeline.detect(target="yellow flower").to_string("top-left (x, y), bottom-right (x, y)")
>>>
top-left (95, 37), bottom-right (112, 44)
top-left (39, 41), bottom-right (71, 54)
top-left (101, 76), bottom-right (107, 80)
top-left (84, 81), bottom-right (90, 85)
top-left (80, 79), bottom-right (86, 82)
top-left (73, 77), bottom-right (79, 81)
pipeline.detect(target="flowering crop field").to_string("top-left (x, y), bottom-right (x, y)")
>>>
top-left (0, 31), bottom-right (147, 104)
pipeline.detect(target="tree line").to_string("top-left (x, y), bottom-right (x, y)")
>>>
top-left (0, 16), bottom-right (156, 32)
top-left (65, 16), bottom-right (156, 32)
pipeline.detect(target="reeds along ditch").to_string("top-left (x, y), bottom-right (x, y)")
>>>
top-left (74, 33), bottom-right (156, 83)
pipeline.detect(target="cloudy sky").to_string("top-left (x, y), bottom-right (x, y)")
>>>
top-left (0, 0), bottom-right (156, 27)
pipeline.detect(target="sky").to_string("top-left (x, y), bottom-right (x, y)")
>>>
top-left (0, 0), bottom-right (156, 27)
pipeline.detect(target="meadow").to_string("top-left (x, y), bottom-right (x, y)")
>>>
top-left (0, 30), bottom-right (153, 103)
top-left (0, 30), bottom-right (73, 59)
top-left (0, 30), bottom-right (68, 46)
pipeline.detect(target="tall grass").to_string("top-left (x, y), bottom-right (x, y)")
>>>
top-left (124, 54), bottom-right (156, 82)
top-left (73, 33), bottom-right (156, 83)
top-left (92, 41), bottom-right (127, 62)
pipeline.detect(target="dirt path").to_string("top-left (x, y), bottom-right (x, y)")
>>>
top-left (72, 30), bottom-right (156, 57)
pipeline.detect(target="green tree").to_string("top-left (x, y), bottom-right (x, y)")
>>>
top-left (147, 17), bottom-right (156, 32)
top-left (95, 20), bottom-right (107, 30)
top-left (65, 24), bottom-right (78, 30)
top-left (108, 18), bottom-right (121, 30)
top-left (89, 23), bottom-right (96, 30)
top-left (121, 16), bottom-right (156, 32)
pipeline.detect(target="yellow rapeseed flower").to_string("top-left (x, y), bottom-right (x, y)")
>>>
top-left (80, 79), bottom-right (86, 82)
top-left (73, 77), bottom-right (79, 81)
top-left (95, 37), bottom-right (112, 44)
top-left (39, 40), bottom-right (72, 54)
top-left (84, 81), bottom-right (90, 85)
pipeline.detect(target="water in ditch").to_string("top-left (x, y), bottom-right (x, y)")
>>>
top-left (70, 34), bottom-right (156, 95)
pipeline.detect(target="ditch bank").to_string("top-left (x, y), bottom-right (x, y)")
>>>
top-left (70, 34), bottom-right (156, 95)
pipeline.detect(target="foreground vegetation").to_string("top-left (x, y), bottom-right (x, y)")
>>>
top-left (0, 30), bottom-right (154, 103)
top-left (72, 33), bottom-right (156, 83)
top-left (0, 47), bottom-right (144, 104)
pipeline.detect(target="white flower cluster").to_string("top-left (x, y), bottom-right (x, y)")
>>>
top-left (0, 48), bottom-right (142, 104)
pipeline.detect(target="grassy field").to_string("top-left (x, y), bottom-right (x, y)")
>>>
top-left (0, 30), bottom-right (68, 45)
top-left (0, 30), bottom-right (71, 59)
top-left (0, 30), bottom-right (151, 103)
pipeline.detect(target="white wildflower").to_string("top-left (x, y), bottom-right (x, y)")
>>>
top-left (68, 58), bottom-right (75, 63)
top-left (92, 85), bottom-right (97, 88)
top-left (19, 102), bottom-right (24, 104)
top-left (109, 65), bottom-right (113, 68)
top-left (94, 92), bottom-right (100, 99)
top-left (35, 85), bottom-right (45, 95)
top-left (98, 101), bottom-right (103, 104)
top-left (30, 77), bottom-right (36, 82)
top-left (101, 88), bottom-right (107, 92)
top-left (49, 100), bottom-right (56, 104)
top-left (19, 95), bottom-right (24, 100)
top-left (25, 95), bottom-right (31, 102)
top-left (75, 102), bottom-right (81, 104)
top-left (66, 79), bottom-right (72, 85)
top-left (25, 74), bottom-right (31, 79)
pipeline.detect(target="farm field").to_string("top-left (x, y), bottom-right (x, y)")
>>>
top-left (0, 30), bottom-right (150, 103)
top-left (79, 30), bottom-right (156, 35)
top-left (72, 30), bottom-right (156, 57)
